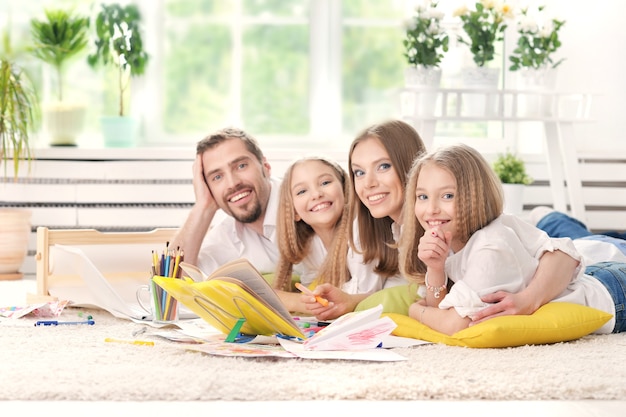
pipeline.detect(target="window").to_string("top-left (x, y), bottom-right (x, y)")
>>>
top-left (151, 0), bottom-right (412, 149)
top-left (2, 0), bottom-right (517, 152)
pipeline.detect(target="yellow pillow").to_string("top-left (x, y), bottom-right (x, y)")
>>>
top-left (386, 302), bottom-right (612, 348)
top-left (355, 283), bottom-right (420, 316)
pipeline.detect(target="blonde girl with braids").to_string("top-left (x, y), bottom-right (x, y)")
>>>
top-left (273, 157), bottom-right (383, 316)
top-left (398, 144), bottom-right (626, 336)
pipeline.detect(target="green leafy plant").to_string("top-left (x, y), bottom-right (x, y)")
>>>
top-left (403, 2), bottom-right (449, 68)
top-left (87, 3), bottom-right (149, 117)
top-left (30, 8), bottom-right (89, 102)
top-left (509, 5), bottom-right (565, 71)
top-left (492, 151), bottom-right (532, 185)
top-left (453, 0), bottom-right (513, 67)
top-left (0, 32), bottom-right (39, 181)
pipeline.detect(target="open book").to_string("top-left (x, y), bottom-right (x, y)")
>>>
top-left (153, 258), bottom-right (397, 348)
top-left (153, 258), bottom-right (306, 339)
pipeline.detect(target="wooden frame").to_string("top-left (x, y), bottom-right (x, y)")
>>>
top-left (28, 226), bottom-right (179, 303)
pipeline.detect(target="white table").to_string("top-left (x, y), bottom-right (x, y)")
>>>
top-left (400, 87), bottom-right (595, 221)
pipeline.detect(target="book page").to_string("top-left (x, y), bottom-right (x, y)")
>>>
top-left (303, 304), bottom-right (397, 350)
top-left (206, 258), bottom-right (298, 327)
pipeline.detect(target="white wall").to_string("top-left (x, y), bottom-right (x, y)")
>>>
top-left (508, 0), bottom-right (626, 153)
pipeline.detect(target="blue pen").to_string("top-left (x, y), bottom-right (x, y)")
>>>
top-left (35, 320), bottom-right (95, 326)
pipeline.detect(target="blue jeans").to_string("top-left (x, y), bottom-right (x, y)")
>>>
top-left (537, 212), bottom-right (626, 256)
top-left (585, 262), bottom-right (626, 333)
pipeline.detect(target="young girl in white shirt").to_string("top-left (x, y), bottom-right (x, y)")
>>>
top-left (273, 156), bottom-right (385, 315)
top-left (398, 143), bottom-right (626, 336)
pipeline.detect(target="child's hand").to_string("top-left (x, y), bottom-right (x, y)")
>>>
top-left (417, 226), bottom-right (452, 271)
top-left (303, 283), bottom-right (357, 321)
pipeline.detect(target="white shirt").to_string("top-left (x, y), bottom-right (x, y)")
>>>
top-left (439, 214), bottom-right (615, 333)
top-left (297, 233), bottom-right (395, 294)
top-left (572, 238), bottom-right (626, 265)
top-left (297, 220), bottom-right (409, 294)
top-left (197, 177), bottom-right (299, 276)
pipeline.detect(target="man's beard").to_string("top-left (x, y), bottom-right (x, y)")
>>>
top-left (232, 199), bottom-right (263, 224)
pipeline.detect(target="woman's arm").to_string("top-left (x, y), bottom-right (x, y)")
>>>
top-left (470, 250), bottom-right (579, 324)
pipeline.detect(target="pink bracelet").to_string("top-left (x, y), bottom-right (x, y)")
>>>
top-left (424, 272), bottom-right (447, 299)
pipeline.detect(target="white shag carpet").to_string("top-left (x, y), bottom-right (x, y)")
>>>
top-left (1, 278), bottom-right (626, 401)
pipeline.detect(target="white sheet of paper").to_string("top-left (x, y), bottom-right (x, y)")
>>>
top-left (278, 338), bottom-right (407, 361)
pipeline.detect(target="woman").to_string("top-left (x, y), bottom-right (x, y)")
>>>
top-left (315, 119), bottom-right (580, 323)
top-left (308, 120), bottom-right (428, 319)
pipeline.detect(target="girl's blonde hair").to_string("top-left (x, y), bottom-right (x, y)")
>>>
top-left (348, 119), bottom-right (426, 278)
top-left (398, 143), bottom-right (504, 284)
top-left (274, 157), bottom-right (352, 290)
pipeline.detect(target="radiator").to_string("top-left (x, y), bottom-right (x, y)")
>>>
top-left (2, 152), bottom-right (625, 275)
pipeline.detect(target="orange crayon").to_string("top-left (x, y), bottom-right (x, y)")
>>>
top-left (295, 282), bottom-right (329, 307)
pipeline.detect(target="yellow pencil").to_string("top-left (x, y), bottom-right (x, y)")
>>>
top-left (104, 337), bottom-right (154, 346)
top-left (172, 248), bottom-right (181, 278)
top-left (163, 292), bottom-right (173, 320)
top-left (152, 250), bottom-right (159, 274)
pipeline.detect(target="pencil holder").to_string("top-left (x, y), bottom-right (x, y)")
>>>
top-left (136, 276), bottom-right (179, 324)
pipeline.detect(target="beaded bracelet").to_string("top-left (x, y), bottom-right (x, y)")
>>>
top-left (424, 272), bottom-right (448, 299)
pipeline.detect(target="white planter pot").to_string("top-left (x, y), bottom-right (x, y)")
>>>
top-left (43, 102), bottom-right (86, 146)
top-left (404, 66), bottom-right (442, 87)
top-left (461, 67), bottom-right (500, 117)
top-left (402, 66), bottom-right (442, 117)
top-left (515, 68), bottom-right (558, 117)
top-left (502, 183), bottom-right (525, 215)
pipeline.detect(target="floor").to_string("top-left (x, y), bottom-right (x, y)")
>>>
top-left (7, 400), bottom-right (625, 415)
top-left (3, 278), bottom-right (624, 414)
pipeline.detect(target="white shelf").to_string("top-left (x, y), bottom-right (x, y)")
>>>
top-left (400, 87), bottom-right (595, 122)
top-left (400, 87), bottom-right (596, 222)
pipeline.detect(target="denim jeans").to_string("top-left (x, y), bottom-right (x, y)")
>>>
top-left (585, 262), bottom-right (626, 333)
top-left (537, 212), bottom-right (626, 256)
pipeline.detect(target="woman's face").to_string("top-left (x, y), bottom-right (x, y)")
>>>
top-left (350, 136), bottom-right (404, 223)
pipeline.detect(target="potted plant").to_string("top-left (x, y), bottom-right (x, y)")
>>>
top-left (0, 32), bottom-right (39, 280)
top-left (509, 6), bottom-right (565, 72)
top-left (87, 3), bottom-right (149, 147)
top-left (402, 2), bottom-right (448, 87)
top-left (30, 8), bottom-right (90, 146)
top-left (492, 151), bottom-right (532, 214)
top-left (453, 1), bottom-right (513, 89)
top-left (509, 5), bottom-right (565, 117)
top-left (453, 1), bottom-right (513, 116)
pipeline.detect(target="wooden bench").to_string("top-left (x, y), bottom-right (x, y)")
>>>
top-left (27, 227), bottom-right (178, 303)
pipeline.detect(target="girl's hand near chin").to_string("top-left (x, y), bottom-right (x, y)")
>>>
top-left (417, 227), bottom-right (452, 271)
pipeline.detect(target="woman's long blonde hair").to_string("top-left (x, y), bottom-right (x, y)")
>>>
top-left (274, 157), bottom-right (352, 290)
top-left (398, 143), bottom-right (504, 284)
top-left (348, 119), bottom-right (426, 278)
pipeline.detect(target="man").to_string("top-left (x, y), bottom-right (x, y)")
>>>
top-left (169, 127), bottom-right (289, 276)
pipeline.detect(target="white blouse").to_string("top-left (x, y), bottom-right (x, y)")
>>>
top-left (299, 228), bottom-right (408, 294)
top-left (439, 214), bottom-right (615, 334)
